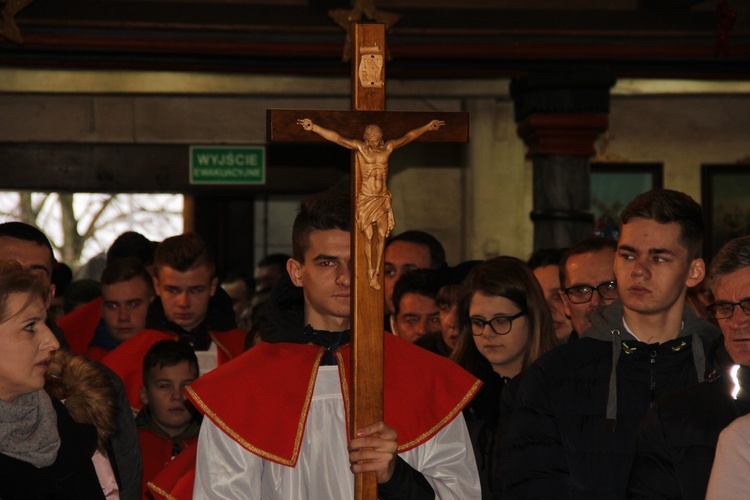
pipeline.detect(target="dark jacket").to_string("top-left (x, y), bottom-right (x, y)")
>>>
top-left (463, 368), bottom-right (510, 500)
top-left (501, 300), bottom-right (720, 500)
top-left (0, 398), bottom-right (105, 500)
top-left (627, 358), bottom-right (750, 499)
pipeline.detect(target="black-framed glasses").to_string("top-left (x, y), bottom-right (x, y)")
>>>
top-left (706, 299), bottom-right (750, 319)
top-left (465, 311), bottom-right (526, 336)
top-left (563, 280), bottom-right (618, 304)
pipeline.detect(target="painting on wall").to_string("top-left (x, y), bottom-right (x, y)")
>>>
top-left (702, 164), bottom-right (750, 262)
top-left (590, 163), bottom-right (664, 240)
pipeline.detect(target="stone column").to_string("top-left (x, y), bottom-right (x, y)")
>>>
top-left (511, 71), bottom-right (615, 249)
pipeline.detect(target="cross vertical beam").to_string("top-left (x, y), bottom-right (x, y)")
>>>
top-left (267, 22), bottom-right (469, 500)
top-left (350, 22), bottom-right (385, 500)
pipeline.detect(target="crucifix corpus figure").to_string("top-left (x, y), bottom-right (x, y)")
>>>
top-left (297, 118), bottom-right (445, 289)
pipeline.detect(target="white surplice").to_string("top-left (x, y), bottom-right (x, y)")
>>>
top-left (193, 366), bottom-right (480, 499)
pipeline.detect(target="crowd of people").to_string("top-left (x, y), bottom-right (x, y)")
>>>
top-left (0, 186), bottom-right (749, 499)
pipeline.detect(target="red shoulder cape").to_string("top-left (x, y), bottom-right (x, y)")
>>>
top-left (102, 327), bottom-right (245, 412)
top-left (186, 334), bottom-right (481, 467)
top-left (146, 441), bottom-right (198, 500)
top-left (138, 428), bottom-right (199, 496)
top-left (57, 297), bottom-right (103, 356)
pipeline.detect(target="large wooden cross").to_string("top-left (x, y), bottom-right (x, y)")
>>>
top-left (268, 23), bottom-right (468, 499)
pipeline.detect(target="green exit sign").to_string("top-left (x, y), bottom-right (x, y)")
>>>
top-left (190, 146), bottom-right (266, 185)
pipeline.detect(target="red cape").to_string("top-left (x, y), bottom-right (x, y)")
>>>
top-left (186, 334), bottom-right (481, 467)
top-left (139, 429), bottom-right (198, 499)
top-left (57, 297), bottom-right (103, 356)
top-left (102, 327), bottom-right (246, 412)
top-left (146, 442), bottom-right (198, 500)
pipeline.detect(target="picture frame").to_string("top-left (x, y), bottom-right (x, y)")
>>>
top-left (590, 162), bottom-right (664, 239)
top-left (701, 164), bottom-right (750, 262)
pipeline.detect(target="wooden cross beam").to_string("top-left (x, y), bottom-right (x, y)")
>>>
top-left (268, 23), bottom-right (468, 500)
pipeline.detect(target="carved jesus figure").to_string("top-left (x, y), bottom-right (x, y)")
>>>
top-left (297, 118), bottom-right (445, 289)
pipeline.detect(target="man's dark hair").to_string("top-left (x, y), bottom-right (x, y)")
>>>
top-left (63, 279), bottom-right (101, 314)
top-left (154, 233), bottom-right (215, 276)
top-left (258, 253), bottom-right (291, 269)
top-left (101, 257), bottom-right (154, 292)
top-left (436, 260), bottom-right (483, 308)
top-left (52, 262), bottom-right (73, 298)
top-left (0, 221), bottom-right (55, 269)
top-left (107, 231), bottom-right (156, 266)
top-left (392, 268), bottom-right (444, 317)
top-left (559, 237), bottom-right (617, 286)
top-left (708, 235), bottom-right (750, 292)
top-left (292, 189), bottom-right (351, 262)
top-left (620, 189), bottom-right (704, 260)
top-left (385, 230), bottom-right (447, 270)
top-left (527, 248), bottom-right (566, 271)
top-left (142, 340), bottom-right (199, 387)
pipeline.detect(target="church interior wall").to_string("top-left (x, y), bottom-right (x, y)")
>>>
top-left (607, 95), bottom-right (750, 202)
top-left (1, 72), bottom-right (749, 267)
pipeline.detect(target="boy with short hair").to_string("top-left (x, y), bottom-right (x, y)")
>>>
top-left (137, 340), bottom-right (201, 498)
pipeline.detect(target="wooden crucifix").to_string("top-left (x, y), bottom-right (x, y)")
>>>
top-left (267, 23), bottom-right (468, 499)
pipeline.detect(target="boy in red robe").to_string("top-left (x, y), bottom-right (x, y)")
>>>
top-left (136, 340), bottom-right (201, 498)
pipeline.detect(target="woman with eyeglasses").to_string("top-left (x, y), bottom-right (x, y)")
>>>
top-left (451, 256), bottom-right (557, 499)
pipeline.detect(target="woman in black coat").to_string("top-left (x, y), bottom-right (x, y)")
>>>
top-left (0, 261), bottom-right (106, 499)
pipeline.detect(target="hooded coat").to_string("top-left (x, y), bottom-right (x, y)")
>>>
top-left (501, 300), bottom-right (719, 500)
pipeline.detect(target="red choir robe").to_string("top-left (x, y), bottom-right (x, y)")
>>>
top-left (138, 429), bottom-right (198, 499)
top-left (57, 297), bottom-right (108, 360)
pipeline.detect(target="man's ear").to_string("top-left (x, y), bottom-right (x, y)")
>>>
top-left (139, 386), bottom-right (149, 406)
top-left (287, 258), bottom-right (304, 287)
top-left (152, 276), bottom-right (161, 297)
top-left (686, 258), bottom-right (706, 288)
top-left (561, 292), bottom-right (573, 319)
top-left (209, 277), bottom-right (218, 296)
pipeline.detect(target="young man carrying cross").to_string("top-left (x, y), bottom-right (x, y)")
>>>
top-left (187, 188), bottom-right (481, 499)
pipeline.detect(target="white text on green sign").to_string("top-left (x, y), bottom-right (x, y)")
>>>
top-left (190, 146), bottom-right (266, 184)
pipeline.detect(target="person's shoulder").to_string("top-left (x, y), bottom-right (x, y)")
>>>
top-left (385, 333), bottom-right (462, 371)
top-left (722, 412), bottom-right (750, 438)
top-left (533, 336), bottom-right (612, 371)
top-left (656, 376), bottom-right (731, 415)
top-left (190, 341), bottom-right (318, 392)
top-left (383, 334), bottom-right (480, 399)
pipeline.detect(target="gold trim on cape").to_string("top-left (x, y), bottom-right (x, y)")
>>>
top-left (185, 349), bottom-right (324, 466)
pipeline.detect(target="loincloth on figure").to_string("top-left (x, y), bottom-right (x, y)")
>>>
top-left (356, 191), bottom-right (395, 233)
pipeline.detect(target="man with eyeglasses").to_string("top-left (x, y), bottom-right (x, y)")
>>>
top-left (629, 235), bottom-right (750, 499)
top-left (502, 189), bottom-right (720, 499)
top-left (559, 237), bottom-right (618, 338)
